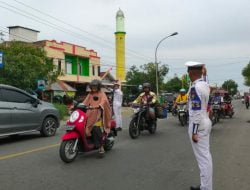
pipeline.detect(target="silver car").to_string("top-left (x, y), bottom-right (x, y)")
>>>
top-left (0, 84), bottom-right (60, 137)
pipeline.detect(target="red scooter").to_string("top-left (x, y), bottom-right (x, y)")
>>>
top-left (221, 101), bottom-right (234, 118)
top-left (59, 103), bottom-right (117, 163)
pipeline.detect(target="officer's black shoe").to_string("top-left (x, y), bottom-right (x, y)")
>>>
top-left (116, 127), bottom-right (122, 131)
top-left (190, 185), bottom-right (201, 190)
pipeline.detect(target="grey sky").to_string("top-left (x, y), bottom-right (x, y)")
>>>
top-left (0, 0), bottom-right (250, 91)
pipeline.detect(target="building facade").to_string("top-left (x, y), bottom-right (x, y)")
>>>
top-left (35, 40), bottom-right (101, 85)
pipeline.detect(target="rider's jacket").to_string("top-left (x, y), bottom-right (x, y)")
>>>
top-left (188, 78), bottom-right (210, 132)
top-left (175, 94), bottom-right (188, 104)
top-left (133, 92), bottom-right (157, 105)
top-left (212, 96), bottom-right (222, 103)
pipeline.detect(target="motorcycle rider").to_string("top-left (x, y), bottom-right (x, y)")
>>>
top-left (211, 91), bottom-right (223, 104)
top-left (83, 79), bottom-right (112, 157)
top-left (174, 88), bottom-right (188, 107)
top-left (221, 92), bottom-right (232, 116)
top-left (132, 83), bottom-right (157, 119)
top-left (223, 92), bottom-right (232, 103)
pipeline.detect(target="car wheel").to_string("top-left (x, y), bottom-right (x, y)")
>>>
top-left (41, 117), bottom-right (58, 137)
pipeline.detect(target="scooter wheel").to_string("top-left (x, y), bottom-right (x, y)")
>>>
top-left (59, 140), bottom-right (78, 163)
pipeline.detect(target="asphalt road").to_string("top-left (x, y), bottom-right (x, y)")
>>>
top-left (0, 100), bottom-right (250, 190)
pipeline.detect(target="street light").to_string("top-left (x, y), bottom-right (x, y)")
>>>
top-left (155, 32), bottom-right (178, 97)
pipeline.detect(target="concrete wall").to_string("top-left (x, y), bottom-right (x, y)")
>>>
top-left (9, 27), bottom-right (38, 42)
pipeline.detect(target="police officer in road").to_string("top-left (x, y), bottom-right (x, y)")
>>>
top-left (185, 61), bottom-right (213, 190)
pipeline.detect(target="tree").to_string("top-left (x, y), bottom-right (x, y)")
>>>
top-left (163, 74), bottom-right (189, 93)
top-left (0, 41), bottom-right (59, 90)
top-left (242, 61), bottom-right (250, 86)
top-left (222, 79), bottom-right (238, 95)
top-left (125, 62), bottom-right (169, 94)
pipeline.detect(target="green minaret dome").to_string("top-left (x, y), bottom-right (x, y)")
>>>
top-left (116, 8), bottom-right (125, 32)
top-left (116, 9), bottom-right (124, 18)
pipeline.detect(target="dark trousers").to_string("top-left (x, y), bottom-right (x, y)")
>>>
top-left (91, 126), bottom-right (102, 148)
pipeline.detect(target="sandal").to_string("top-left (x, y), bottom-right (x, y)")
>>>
top-left (98, 148), bottom-right (105, 158)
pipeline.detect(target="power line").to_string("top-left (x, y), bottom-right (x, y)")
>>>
top-left (5, 0), bottom-right (153, 62)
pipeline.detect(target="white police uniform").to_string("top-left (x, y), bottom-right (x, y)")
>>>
top-left (186, 62), bottom-right (213, 190)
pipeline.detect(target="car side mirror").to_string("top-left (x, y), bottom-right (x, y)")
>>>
top-left (31, 99), bottom-right (40, 108)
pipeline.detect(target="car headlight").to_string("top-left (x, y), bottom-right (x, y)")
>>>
top-left (69, 111), bottom-right (79, 123)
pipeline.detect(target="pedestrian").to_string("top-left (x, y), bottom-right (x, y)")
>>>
top-left (185, 61), bottom-right (213, 190)
top-left (113, 81), bottom-right (123, 131)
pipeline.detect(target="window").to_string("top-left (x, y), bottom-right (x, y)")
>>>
top-left (92, 65), bottom-right (95, 76)
top-left (78, 63), bottom-right (82, 75)
top-left (98, 66), bottom-right (101, 76)
top-left (66, 62), bottom-right (72, 74)
top-left (1, 89), bottom-right (33, 103)
top-left (58, 60), bottom-right (61, 72)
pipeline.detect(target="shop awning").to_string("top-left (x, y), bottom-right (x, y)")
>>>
top-left (46, 80), bottom-right (77, 92)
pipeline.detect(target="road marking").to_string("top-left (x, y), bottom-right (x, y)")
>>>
top-left (0, 143), bottom-right (60, 161)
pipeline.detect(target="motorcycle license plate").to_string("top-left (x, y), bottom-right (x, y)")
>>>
top-left (179, 112), bottom-right (185, 116)
top-left (213, 105), bottom-right (220, 109)
top-left (65, 125), bottom-right (75, 131)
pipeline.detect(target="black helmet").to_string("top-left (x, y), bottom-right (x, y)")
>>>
top-left (142, 83), bottom-right (151, 89)
top-left (89, 79), bottom-right (102, 90)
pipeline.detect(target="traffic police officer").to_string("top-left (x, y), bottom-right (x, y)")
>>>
top-left (185, 61), bottom-right (213, 190)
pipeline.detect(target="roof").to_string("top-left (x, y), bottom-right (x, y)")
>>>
top-left (46, 80), bottom-right (76, 92)
top-left (8, 26), bottom-right (40, 33)
top-left (0, 84), bottom-right (35, 97)
top-left (100, 72), bottom-right (116, 81)
top-left (0, 84), bottom-right (21, 91)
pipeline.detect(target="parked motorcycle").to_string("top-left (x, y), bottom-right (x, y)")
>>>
top-left (221, 101), bottom-right (234, 118)
top-left (211, 101), bottom-right (221, 125)
top-left (177, 103), bottom-right (188, 126)
top-left (59, 103), bottom-right (117, 163)
top-left (129, 104), bottom-right (157, 139)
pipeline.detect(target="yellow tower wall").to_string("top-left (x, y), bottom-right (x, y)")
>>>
top-left (115, 32), bottom-right (126, 82)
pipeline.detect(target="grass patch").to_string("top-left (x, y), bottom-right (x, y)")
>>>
top-left (53, 103), bottom-right (68, 120)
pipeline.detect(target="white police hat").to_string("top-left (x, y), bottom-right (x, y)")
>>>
top-left (185, 61), bottom-right (205, 67)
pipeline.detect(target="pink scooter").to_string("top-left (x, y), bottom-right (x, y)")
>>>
top-left (59, 103), bottom-right (116, 163)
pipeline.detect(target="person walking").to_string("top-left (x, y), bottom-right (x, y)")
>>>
top-left (185, 61), bottom-right (213, 190)
top-left (113, 81), bottom-right (123, 131)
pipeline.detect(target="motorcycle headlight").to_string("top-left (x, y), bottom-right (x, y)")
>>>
top-left (69, 111), bottom-right (80, 123)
